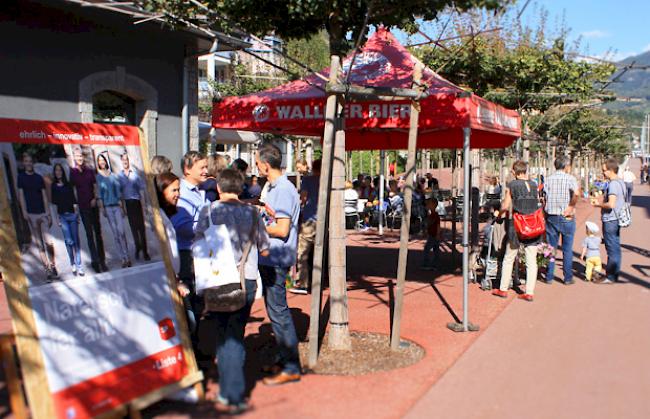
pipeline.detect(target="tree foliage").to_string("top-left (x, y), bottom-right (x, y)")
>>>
top-left (284, 30), bottom-right (330, 79)
top-left (412, 7), bottom-right (623, 157)
top-left (414, 9), bottom-right (616, 113)
top-left (139, 0), bottom-right (511, 55)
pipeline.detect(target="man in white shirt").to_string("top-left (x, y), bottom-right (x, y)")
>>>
top-left (622, 166), bottom-right (636, 205)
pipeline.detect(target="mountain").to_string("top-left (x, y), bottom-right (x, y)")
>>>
top-left (610, 50), bottom-right (650, 100)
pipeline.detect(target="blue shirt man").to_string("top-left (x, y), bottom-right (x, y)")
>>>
top-left (172, 178), bottom-right (207, 251)
top-left (591, 158), bottom-right (625, 283)
top-left (171, 151), bottom-right (208, 287)
top-left (255, 143), bottom-right (302, 385)
top-left (258, 174), bottom-right (301, 267)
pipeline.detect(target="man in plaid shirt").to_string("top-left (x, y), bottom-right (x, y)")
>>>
top-left (543, 156), bottom-right (580, 285)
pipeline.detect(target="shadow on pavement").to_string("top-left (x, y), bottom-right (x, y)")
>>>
top-left (631, 194), bottom-right (650, 218)
top-left (621, 243), bottom-right (650, 259)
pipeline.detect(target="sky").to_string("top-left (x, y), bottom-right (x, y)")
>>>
top-left (521, 0), bottom-right (650, 61)
top-left (391, 1), bottom-right (649, 63)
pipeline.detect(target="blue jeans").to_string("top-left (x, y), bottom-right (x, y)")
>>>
top-left (59, 212), bottom-right (81, 268)
top-left (210, 279), bottom-right (257, 404)
top-left (423, 237), bottom-right (441, 267)
top-left (602, 220), bottom-right (621, 281)
top-left (545, 215), bottom-right (576, 283)
top-left (259, 265), bottom-right (301, 375)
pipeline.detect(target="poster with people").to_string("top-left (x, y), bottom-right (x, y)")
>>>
top-left (0, 118), bottom-right (197, 419)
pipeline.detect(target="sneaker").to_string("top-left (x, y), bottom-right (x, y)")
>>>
top-left (263, 371), bottom-right (301, 386)
top-left (216, 394), bottom-right (249, 415)
top-left (564, 279), bottom-right (575, 285)
top-left (71, 265), bottom-right (77, 275)
top-left (45, 268), bottom-right (54, 282)
top-left (595, 278), bottom-right (614, 284)
top-left (518, 293), bottom-right (534, 302)
top-left (77, 267), bottom-right (85, 277)
top-left (50, 266), bottom-right (59, 278)
top-left (167, 387), bottom-right (199, 403)
top-left (288, 287), bottom-right (308, 295)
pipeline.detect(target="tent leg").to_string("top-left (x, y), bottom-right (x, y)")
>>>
top-left (447, 127), bottom-right (479, 333)
top-left (379, 150), bottom-right (385, 236)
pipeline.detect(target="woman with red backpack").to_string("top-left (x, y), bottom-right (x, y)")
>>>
top-left (492, 160), bottom-right (545, 302)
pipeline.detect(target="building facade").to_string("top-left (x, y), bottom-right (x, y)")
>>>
top-left (0, 0), bottom-right (246, 171)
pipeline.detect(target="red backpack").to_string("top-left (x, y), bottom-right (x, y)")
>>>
top-left (511, 181), bottom-right (545, 240)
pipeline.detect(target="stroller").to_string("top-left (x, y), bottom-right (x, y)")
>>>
top-left (478, 216), bottom-right (507, 290)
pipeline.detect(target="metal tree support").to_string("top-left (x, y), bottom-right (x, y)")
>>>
top-left (447, 127), bottom-right (479, 333)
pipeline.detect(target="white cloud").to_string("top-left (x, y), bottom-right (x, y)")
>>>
top-left (643, 43), bottom-right (650, 52)
top-left (580, 30), bottom-right (610, 39)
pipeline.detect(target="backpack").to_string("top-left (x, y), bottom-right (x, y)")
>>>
top-left (614, 180), bottom-right (632, 228)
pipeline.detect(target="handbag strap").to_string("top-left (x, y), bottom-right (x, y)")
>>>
top-left (238, 206), bottom-right (258, 291)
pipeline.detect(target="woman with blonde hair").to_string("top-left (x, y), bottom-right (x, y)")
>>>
top-left (150, 155), bottom-right (173, 175)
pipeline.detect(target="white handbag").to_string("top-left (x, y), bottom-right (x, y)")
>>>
top-left (192, 203), bottom-right (240, 294)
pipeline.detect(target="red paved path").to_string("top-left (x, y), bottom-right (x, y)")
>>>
top-left (407, 168), bottom-right (650, 419)
top-left (2, 164), bottom-right (649, 419)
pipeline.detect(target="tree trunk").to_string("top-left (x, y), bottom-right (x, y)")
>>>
top-left (392, 62), bottom-right (423, 350)
top-left (308, 54), bottom-right (342, 366)
top-left (328, 126), bottom-right (351, 350)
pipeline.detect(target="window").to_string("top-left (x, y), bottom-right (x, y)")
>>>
top-left (92, 90), bottom-right (136, 125)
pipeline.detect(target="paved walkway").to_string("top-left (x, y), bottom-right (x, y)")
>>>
top-left (407, 171), bottom-right (650, 419)
top-left (3, 166), bottom-right (649, 419)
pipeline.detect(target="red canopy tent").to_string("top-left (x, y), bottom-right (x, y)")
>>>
top-left (212, 28), bottom-right (521, 149)
top-left (213, 28), bottom-right (522, 343)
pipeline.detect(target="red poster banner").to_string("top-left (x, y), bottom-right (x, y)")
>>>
top-left (51, 345), bottom-right (187, 419)
top-left (0, 118), bottom-right (140, 146)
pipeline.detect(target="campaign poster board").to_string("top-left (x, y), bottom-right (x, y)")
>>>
top-left (0, 118), bottom-right (199, 418)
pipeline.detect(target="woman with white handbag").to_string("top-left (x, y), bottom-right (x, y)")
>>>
top-left (194, 169), bottom-right (270, 414)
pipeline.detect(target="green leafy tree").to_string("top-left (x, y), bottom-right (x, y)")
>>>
top-left (414, 7), bottom-right (619, 159)
top-left (140, 0), bottom-right (510, 55)
top-left (284, 30), bottom-right (330, 79)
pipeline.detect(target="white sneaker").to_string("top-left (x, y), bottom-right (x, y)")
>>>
top-left (166, 387), bottom-right (199, 403)
top-left (77, 267), bottom-right (85, 276)
top-left (71, 265), bottom-right (77, 275)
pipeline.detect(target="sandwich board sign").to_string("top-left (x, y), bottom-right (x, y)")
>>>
top-left (0, 118), bottom-right (200, 418)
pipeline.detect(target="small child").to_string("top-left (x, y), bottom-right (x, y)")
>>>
top-left (422, 197), bottom-right (441, 271)
top-left (580, 221), bottom-right (603, 281)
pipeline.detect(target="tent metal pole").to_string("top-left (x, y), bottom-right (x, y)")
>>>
top-left (447, 127), bottom-right (479, 333)
top-left (379, 150), bottom-right (385, 235)
top-left (462, 127), bottom-right (470, 331)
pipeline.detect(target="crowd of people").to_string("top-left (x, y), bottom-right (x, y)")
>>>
top-left (14, 139), bottom-right (637, 413)
top-left (487, 156), bottom-right (629, 303)
top-left (152, 144), bottom-right (310, 414)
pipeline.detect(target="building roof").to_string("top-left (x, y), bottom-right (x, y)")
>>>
top-left (63, 0), bottom-right (251, 52)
